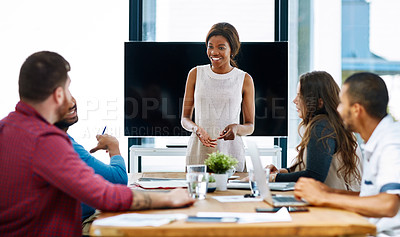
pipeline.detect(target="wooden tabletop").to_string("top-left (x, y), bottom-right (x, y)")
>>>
top-left (90, 173), bottom-right (376, 237)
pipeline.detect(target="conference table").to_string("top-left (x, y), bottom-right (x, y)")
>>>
top-left (90, 172), bottom-right (376, 237)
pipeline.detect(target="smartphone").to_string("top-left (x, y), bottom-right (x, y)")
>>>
top-left (288, 207), bottom-right (309, 212)
top-left (255, 207), bottom-right (281, 212)
top-left (256, 207), bottom-right (309, 212)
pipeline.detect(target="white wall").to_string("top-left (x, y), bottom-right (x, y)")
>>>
top-left (0, 0), bottom-right (129, 164)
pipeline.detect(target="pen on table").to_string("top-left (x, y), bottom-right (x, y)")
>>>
top-left (101, 126), bottom-right (107, 135)
top-left (244, 194), bottom-right (256, 198)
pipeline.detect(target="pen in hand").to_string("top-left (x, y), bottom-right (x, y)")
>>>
top-left (89, 126), bottom-right (109, 154)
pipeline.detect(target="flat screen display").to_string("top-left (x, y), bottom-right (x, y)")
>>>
top-left (125, 42), bottom-right (288, 136)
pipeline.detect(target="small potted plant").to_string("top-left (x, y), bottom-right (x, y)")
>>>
top-left (204, 151), bottom-right (238, 191)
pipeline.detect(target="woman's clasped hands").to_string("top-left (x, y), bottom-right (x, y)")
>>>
top-left (196, 124), bottom-right (239, 147)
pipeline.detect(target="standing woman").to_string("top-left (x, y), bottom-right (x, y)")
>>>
top-left (181, 22), bottom-right (255, 172)
top-left (267, 71), bottom-right (362, 191)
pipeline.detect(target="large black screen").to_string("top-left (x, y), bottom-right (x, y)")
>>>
top-left (125, 42), bottom-right (288, 136)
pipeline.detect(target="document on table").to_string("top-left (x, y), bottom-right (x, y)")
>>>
top-left (93, 213), bottom-right (188, 227)
top-left (134, 180), bottom-right (188, 189)
top-left (197, 207), bottom-right (292, 223)
top-left (212, 195), bottom-right (263, 202)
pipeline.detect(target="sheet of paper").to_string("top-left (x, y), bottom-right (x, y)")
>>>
top-left (93, 213), bottom-right (188, 227)
top-left (135, 180), bottom-right (188, 189)
top-left (197, 207), bottom-right (292, 223)
top-left (212, 195), bottom-right (263, 202)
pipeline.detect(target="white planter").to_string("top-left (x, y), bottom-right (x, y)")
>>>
top-left (214, 173), bottom-right (228, 191)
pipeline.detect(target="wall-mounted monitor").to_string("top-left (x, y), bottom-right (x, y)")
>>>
top-left (125, 42), bottom-right (288, 137)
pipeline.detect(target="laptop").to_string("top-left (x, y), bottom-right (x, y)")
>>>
top-left (247, 141), bottom-right (308, 207)
top-left (227, 181), bottom-right (295, 191)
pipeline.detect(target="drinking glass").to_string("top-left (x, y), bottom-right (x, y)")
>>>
top-left (186, 172), bottom-right (209, 200)
top-left (248, 168), bottom-right (270, 196)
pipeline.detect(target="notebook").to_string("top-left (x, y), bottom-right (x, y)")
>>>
top-left (247, 141), bottom-right (308, 207)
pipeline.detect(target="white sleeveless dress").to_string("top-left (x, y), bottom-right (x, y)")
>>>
top-left (186, 65), bottom-right (246, 172)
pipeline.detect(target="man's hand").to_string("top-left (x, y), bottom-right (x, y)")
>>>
top-left (89, 134), bottom-right (121, 157)
top-left (294, 177), bottom-right (330, 206)
top-left (165, 189), bottom-right (196, 207)
top-left (130, 188), bottom-right (195, 210)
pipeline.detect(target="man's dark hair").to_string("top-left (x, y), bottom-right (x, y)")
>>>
top-left (344, 72), bottom-right (388, 120)
top-left (19, 51), bottom-right (70, 103)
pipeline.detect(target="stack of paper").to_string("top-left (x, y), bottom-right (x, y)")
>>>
top-left (93, 213), bottom-right (188, 227)
top-left (93, 210), bottom-right (291, 227)
top-left (134, 180), bottom-right (188, 189)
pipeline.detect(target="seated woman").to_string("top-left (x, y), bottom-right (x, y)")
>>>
top-left (268, 71), bottom-right (362, 191)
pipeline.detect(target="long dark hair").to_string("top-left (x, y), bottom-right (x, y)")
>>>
top-left (295, 71), bottom-right (361, 184)
top-left (205, 22), bottom-right (240, 67)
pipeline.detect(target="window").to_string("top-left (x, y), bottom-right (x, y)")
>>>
top-left (143, 0), bottom-right (275, 42)
top-left (342, 0), bottom-right (400, 120)
top-left (288, 0), bottom-right (400, 160)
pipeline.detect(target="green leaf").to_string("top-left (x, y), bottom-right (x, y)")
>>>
top-left (204, 151), bottom-right (238, 174)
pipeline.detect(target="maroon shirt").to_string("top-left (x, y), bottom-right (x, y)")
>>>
top-left (0, 102), bottom-right (132, 236)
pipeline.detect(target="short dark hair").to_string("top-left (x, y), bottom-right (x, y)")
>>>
top-left (205, 22), bottom-right (240, 67)
top-left (19, 51), bottom-right (70, 103)
top-left (344, 72), bottom-right (388, 119)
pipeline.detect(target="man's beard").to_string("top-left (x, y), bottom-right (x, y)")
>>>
top-left (54, 98), bottom-right (78, 130)
top-left (343, 110), bottom-right (356, 133)
top-left (54, 117), bottom-right (78, 130)
top-left (55, 95), bottom-right (73, 126)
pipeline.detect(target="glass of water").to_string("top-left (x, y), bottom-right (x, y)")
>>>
top-left (248, 168), bottom-right (270, 196)
top-left (186, 172), bottom-right (209, 200)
